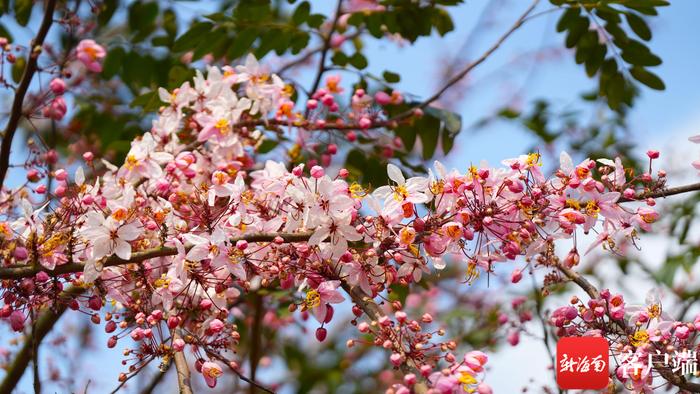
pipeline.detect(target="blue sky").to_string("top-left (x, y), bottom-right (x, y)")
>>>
top-left (5, 0), bottom-right (700, 392)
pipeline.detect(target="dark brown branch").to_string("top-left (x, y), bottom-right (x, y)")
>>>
top-left (0, 287), bottom-right (85, 394)
top-left (248, 294), bottom-right (264, 394)
top-left (0, 0), bottom-right (58, 191)
top-left (138, 363), bottom-right (171, 394)
top-left (619, 182), bottom-right (700, 202)
top-left (0, 231), bottom-right (314, 280)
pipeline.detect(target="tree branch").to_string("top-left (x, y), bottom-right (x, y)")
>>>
top-left (0, 287), bottom-right (84, 394)
top-left (0, 231), bottom-right (314, 280)
top-left (620, 182), bottom-right (700, 202)
top-left (172, 330), bottom-right (194, 394)
top-left (248, 293), bottom-right (263, 394)
top-left (0, 0), bottom-right (58, 191)
top-left (138, 363), bottom-right (171, 394)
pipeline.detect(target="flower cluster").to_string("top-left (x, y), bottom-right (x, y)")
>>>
top-left (0, 54), bottom-right (675, 392)
top-left (548, 289), bottom-right (700, 393)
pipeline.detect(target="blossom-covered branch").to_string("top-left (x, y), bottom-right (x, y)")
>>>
top-left (0, 52), bottom-right (692, 393)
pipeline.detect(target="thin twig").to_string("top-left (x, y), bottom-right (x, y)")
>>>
top-left (392, 0), bottom-right (540, 120)
top-left (0, 0), bottom-right (58, 191)
top-left (206, 351), bottom-right (275, 394)
top-left (138, 363), bottom-right (171, 394)
top-left (306, 0), bottom-right (344, 102)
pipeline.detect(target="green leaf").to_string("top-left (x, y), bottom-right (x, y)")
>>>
top-left (130, 91), bottom-right (161, 112)
top-left (292, 1), bottom-right (310, 26)
top-left (331, 51), bottom-right (348, 66)
top-left (349, 53), bottom-right (368, 70)
top-left (420, 116), bottom-right (441, 160)
top-left (625, 12), bottom-right (652, 41)
top-left (101, 46), bottom-right (125, 79)
top-left (173, 22), bottom-right (214, 52)
top-left (227, 28), bottom-right (258, 60)
top-left (14, 0), bottom-right (32, 26)
top-left (0, 22), bottom-right (13, 42)
top-left (257, 139), bottom-right (278, 154)
top-left (630, 66), bottom-right (665, 90)
top-left (128, 2), bottom-right (159, 42)
top-left (11, 56), bottom-right (25, 83)
top-left (382, 70), bottom-right (400, 83)
top-left (307, 14), bottom-right (325, 29)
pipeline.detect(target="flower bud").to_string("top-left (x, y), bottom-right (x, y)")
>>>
top-left (49, 78), bottom-right (66, 95)
top-left (315, 327), bottom-right (327, 342)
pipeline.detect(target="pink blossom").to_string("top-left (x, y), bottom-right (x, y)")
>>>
top-left (76, 39), bottom-right (106, 72)
top-left (201, 361), bottom-right (223, 388)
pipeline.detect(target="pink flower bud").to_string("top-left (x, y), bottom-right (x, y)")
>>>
top-left (327, 144), bottom-right (338, 155)
top-left (511, 269), bottom-right (523, 283)
top-left (200, 299), bottom-right (213, 310)
top-left (105, 320), bottom-right (117, 333)
top-left (55, 185), bottom-right (66, 197)
top-left (13, 247), bottom-right (28, 260)
top-left (42, 97), bottom-right (67, 120)
top-left (390, 353), bottom-right (403, 366)
top-left (88, 295), bottom-right (102, 310)
top-left (310, 165), bottom-right (324, 178)
top-left (35, 271), bottom-right (49, 282)
top-left (26, 169), bottom-right (40, 182)
top-left (477, 383), bottom-right (493, 394)
top-left (54, 169), bottom-right (68, 181)
top-left (346, 131), bottom-right (357, 142)
top-left (339, 168), bottom-right (349, 178)
top-left (173, 338), bottom-right (185, 351)
top-left (330, 34), bottom-right (346, 48)
top-left (646, 150), bottom-right (660, 159)
top-left (167, 316), bottom-right (180, 329)
top-left (324, 304), bottom-right (334, 324)
top-left (83, 151), bottom-right (94, 161)
top-left (209, 318), bottom-right (224, 333)
top-left (421, 313), bottom-right (433, 323)
top-left (395, 311), bottom-right (407, 323)
top-left (375, 91), bottom-right (391, 105)
top-left (49, 78), bottom-right (66, 95)
top-left (358, 117), bottom-right (372, 129)
top-left (315, 327), bottom-right (327, 342)
top-left (306, 99), bottom-right (318, 110)
top-left (507, 330), bottom-right (520, 346)
top-left (107, 336), bottom-right (118, 348)
top-left (404, 374), bottom-right (416, 386)
top-left (358, 322), bottom-right (370, 333)
top-left (9, 310), bottom-right (24, 331)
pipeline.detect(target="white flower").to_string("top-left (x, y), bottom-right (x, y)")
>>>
top-left (373, 163), bottom-right (430, 207)
top-left (308, 215), bottom-right (362, 259)
top-left (81, 211), bottom-right (142, 260)
top-left (118, 133), bottom-right (173, 182)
